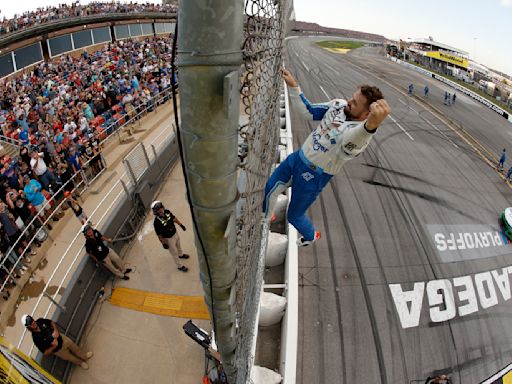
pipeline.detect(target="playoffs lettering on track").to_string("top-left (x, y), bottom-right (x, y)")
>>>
top-left (390, 224), bottom-right (512, 328)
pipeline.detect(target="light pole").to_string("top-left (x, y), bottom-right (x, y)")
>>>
top-left (473, 37), bottom-right (478, 62)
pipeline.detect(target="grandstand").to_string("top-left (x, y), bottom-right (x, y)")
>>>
top-left (403, 37), bottom-right (470, 78)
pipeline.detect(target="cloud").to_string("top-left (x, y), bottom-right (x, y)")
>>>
top-left (501, 0), bottom-right (512, 6)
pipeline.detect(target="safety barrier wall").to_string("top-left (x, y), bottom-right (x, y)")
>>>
top-left (20, 130), bottom-right (179, 382)
top-left (278, 84), bottom-right (298, 384)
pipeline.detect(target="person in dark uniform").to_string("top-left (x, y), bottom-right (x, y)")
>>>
top-left (151, 201), bottom-right (189, 272)
top-left (21, 314), bottom-right (93, 369)
top-left (83, 223), bottom-right (132, 280)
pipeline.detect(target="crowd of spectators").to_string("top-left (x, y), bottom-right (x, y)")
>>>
top-left (0, 1), bottom-right (178, 36)
top-left (0, 35), bottom-right (177, 297)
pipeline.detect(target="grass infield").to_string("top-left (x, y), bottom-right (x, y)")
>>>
top-left (316, 40), bottom-right (365, 50)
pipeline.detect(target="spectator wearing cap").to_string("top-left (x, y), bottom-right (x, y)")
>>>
top-left (21, 314), bottom-right (93, 369)
top-left (81, 102), bottom-right (94, 121)
top-left (121, 90), bottom-right (136, 121)
top-left (0, 227), bottom-right (28, 281)
top-left (151, 201), bottom-right (189, 272)
top-left (29, 150), bottom-right (57, 191)
top-left (18, 126), bottom-right (30, 147)
top-left (55, 159), bottom-right (75, 195)
top-left (81, 138), bottom-right (103, 176)
top-left (83, 224), bottom-right (132, 280)
top-left (13, 191), bottom-right (49, 239)
top-left (23, 175), bottom-right (51, 222)
top-left (0, 202), bottom-right (36, 261)
top-left (68, 146), bottom-right (82, 174)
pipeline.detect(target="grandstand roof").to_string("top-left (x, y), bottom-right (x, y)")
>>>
top-left (407, 38), bottom-right (468, 56)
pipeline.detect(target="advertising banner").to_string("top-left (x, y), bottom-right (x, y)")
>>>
top-left (480, 362), bottom-right (512, 383)
top-left (426, 50), bottom-right (469, 68)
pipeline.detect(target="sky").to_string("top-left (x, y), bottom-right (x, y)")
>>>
top-left (293, 0), bottom-right (512, 76)
top-left (1, 0), bottom-right (511, 75)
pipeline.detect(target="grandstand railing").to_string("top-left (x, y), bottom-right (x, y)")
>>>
top-left (16, 122), bottom-right (175, 355)
top-left (0, 134), bottom-right (21, 147)
top-left (0, 157), bottom-right (94, 294)
top-left (100, 87), bottom-right (175, 148)
top-left (0, 90), bottom-right (175, 294)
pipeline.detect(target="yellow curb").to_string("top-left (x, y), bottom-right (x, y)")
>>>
top-left (109, 287), bottom-right (210, 320)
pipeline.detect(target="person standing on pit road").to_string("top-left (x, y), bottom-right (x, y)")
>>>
top-left (452, 92), bottom-right (456, 105)
top-left (64, 191), bottom-right (88, 224)
top-left (21, 314), bottom-right (93, 369)
top-left (263, 68), bottom-right (391, 246)
top-left (408, 83), bottom-right (414, 95)
top-left (83, 223), bottom-right (132, 280)
top-left (506, 165), bottom-right (512, 182)
top-left (498, 148), bottom-right (507, 171)
top-left (152, 201), bottom-right (189, 272)
top-left (424, 85), bottom-right (429, 98)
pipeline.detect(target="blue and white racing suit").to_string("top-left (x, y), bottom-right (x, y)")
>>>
top-left (263, 86), bottom-right (376, 241)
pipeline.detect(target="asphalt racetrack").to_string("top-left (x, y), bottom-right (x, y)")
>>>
top-left (287, 36), bottom-right (512, 384)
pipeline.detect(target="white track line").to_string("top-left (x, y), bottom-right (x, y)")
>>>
top-left (398, 99), bottom-right (419, 114)
top-left (422, 116), bottom-right (459, 148)
top-left (319, 85), bottom-right (329, 99)
top-left (389, 115), bottom-right (414, 141)
top-left (325, 63), bottom-right (337, 74)
top-left (397, 100), bottom-right (458, 147)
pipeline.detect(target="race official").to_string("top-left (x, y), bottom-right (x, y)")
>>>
top-left (152, 201), bottom-right (189, 272)
top-left (83, 224), bottom-right (132, 280)
top-left (22, 314), bottom-right (93, 369)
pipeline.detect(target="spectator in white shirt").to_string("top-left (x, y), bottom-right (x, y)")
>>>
top-left (30, 151), bottom-right (57, 190)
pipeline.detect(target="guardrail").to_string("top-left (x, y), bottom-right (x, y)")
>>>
top-left (251, 84), bottom-right (298, 382)
top-left (0, 89), bottom-right (175, 296)
top-left (387, 55), bottom-right (512, 123)
top-left (16, 122), bottom-right (175, 355)
top-left (0, 156), bottom-right (99, 294)
top-left (0, 134), bottom-right (21, 149)
top-left (99, 86), bottom-right (174, 148)
top-left (279, 84), bottom-right (298, 384)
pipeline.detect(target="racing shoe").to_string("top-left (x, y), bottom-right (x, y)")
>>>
top-left (297, 231), bottom-right (321, 247)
